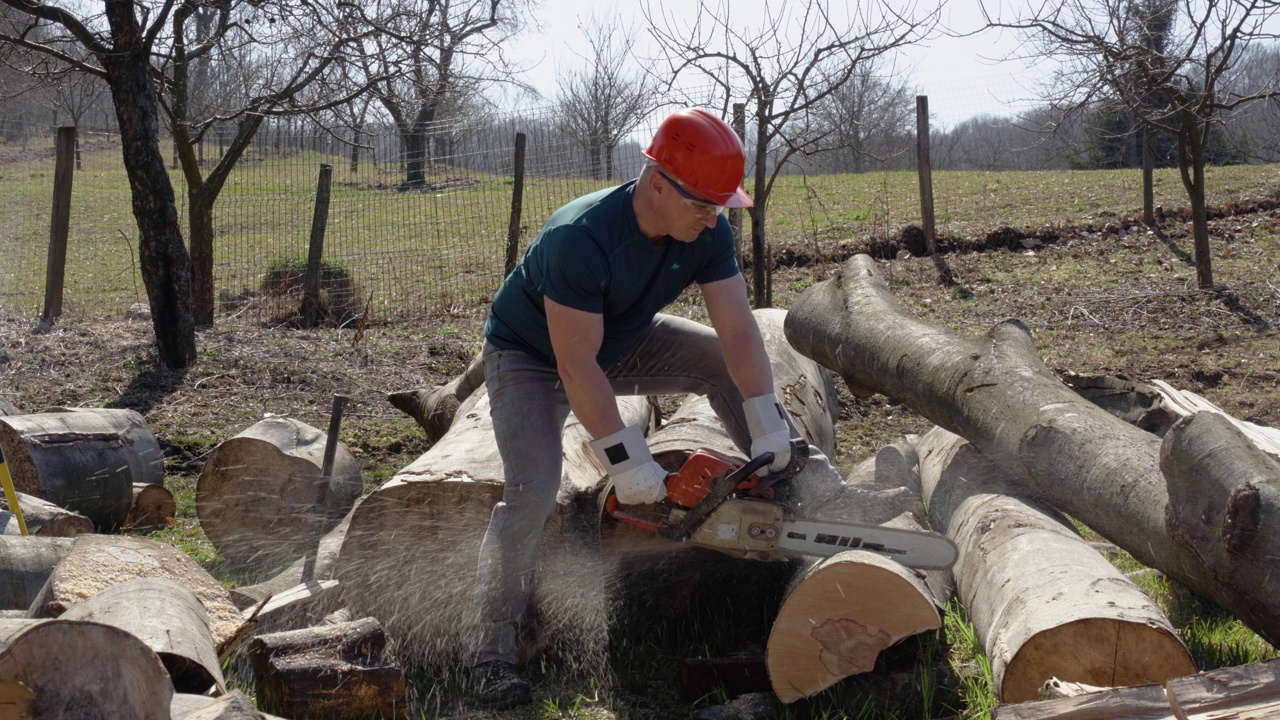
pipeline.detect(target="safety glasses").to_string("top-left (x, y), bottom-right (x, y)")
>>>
top-left (657, 170), bottom-right (724, 220)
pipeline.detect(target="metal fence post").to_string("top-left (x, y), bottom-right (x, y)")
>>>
top-left (916, 95), bottom-right (937, 256)
top-left (41, 126), bottom-right (76, 326)
top-left (504, 132), bottom-right (527, 279)
top-left (301, 163), bottom-right (334, 326)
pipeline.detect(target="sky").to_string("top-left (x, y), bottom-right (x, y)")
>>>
top-left (501, 0), bottom-right (1047, 128)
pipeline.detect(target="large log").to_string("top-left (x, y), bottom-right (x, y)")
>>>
top-left (57, 576), bottom-right (226, 695)
top-left (0, 618), bottom-right (173, 719)
top-left (387, 351), bottom-right (486, 442)
top-left (25, 534), bottom-right (245, 651)
top-left (245, 616), bottom-right (407, 719)
top-left (783, 254), bottom-right (1280, 646)
top-left (918, 427), bottom-right (1194, 702)
top-left (1, 491), bottom-right (93, 536)
top-left (0, 536), bottom-right (73, 611)
top-left (0, 408), bottom-right (163, 530)
top-left (197, 417), bottom-right (361, 570)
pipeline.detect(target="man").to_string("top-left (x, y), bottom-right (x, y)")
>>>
top-left (470, 107), bottom-right (797, 709)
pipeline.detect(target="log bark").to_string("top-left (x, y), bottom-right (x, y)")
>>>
top-left (0, 409), bottom-right (163, 530)
top-left (0, 536), bottom-right (73, 611)
top-left (197, 417), bottom-right (361, 569)
top-left (0, 618), bottom-right (173, 719)
top-left (170, 689), bottom-right (285, 720)
top-left (246, 616), bottom-right (408, 719)
top-left (783, 254), bottom-right (1280, 646)
top-left (0, 400), bottom-right (21, 416)
top-left (992, 682), bottom-right (1174, 720)
top-left (2, 491), bottom-right (93, 536)
top-left (57, 576), bottom-right (226, 695)
top-left (25, 534), bottom-right (245, 652)
top-left (1151, 379), bottom-right (1280, 460)
top-left (125, 483), bottom-right (176, 530)
top-left (765, 548), bottom-right (940, 703)
top-left (387, 351), bottom-right (486, 442)
top-left (918, 427), bottom-right (1194, 703)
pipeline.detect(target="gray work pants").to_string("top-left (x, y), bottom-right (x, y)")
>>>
top-left (470, 313), bottom-right (755, 665)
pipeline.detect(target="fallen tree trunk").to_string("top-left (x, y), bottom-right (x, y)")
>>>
top-left (0, 618), bottom-right (173, 719)
top-left (26, 534), bottom-right (245, 652)
top-left (2, 491), bottom-right (93, 536)
top-left (125, 483), bottom-right (176, 530)
top-left (197, 417), bottom-right (361, 570)
top-left (783, 254), bottom-right (1280, 646)
top-left (387, 351), bottom-right (486, 442)
top-left (246, 616), bottom-right (407, 719)
top-left (0, 536), bottom-right (73, 610)
top-left (0, 409), bottom-right (163, 530)
top-left (918, 427), bottom-right (1194, 702)
top-left (57, 576), bottom-right (226, 695)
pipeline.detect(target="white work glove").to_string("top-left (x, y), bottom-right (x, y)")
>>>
top-left (589, 424), bottom-right (668, 505)
top-left (743, 393), bottom-right (792, 475)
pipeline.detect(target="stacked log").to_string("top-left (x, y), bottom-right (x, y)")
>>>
top-left (783, 254), bottom-right (1280, 647)
top-left (0, 536), bottom-right (73, 611)
top-left (1, 491), bottom-right (93, 536)
top-left (0, 408), bottom-right (163, 530)
top-left (125, 483), bottom-right (176, 530)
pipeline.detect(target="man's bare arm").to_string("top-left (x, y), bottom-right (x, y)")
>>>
top-left (545, 296), bottom-right (625, 439)
top-left (700, 274), bottom-right (774, 398)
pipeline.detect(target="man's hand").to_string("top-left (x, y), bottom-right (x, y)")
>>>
top-left (589, 425), bottom-right (668, 505)
top-left (743, 393), bottom-right (791, 475)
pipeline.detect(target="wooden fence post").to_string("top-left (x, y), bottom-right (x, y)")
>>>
top-left (730, 103), bottom-right (746, 270)
top-left (301, 164), bottom-right (334, 326)
top-left (504, 132), bottom-right (527, 279)
top-left (915, 96), bottom-right (937, 257)
top-left (41, 126), bottom-right (76, 325)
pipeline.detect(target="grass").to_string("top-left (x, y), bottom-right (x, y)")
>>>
top-left (2, 144), bottom-right (1280, 717)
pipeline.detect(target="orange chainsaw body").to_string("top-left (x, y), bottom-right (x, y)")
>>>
top-left (664, 448), bottom-right (756, 508)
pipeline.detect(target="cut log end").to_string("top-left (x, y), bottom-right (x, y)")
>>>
top-left (766, 550), bottom-right (940, 704)
top-left (125, 483), bottom-right (176, 530)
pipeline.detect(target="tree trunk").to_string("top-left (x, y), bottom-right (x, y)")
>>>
top-left (1174, 119), bottom-right (1213, 288)
top-left (917, 427), bottom-right (1194, 703)
top-left (0, 618), bottom-right (173, 719)
top-left (196, 417), bottom-right (361, 570)
top-left (0, 536), bottom-right (73, 611)
top-left (246, 617), bottom-right (408, 719)
top-left (2, 491), bottom-right (93, 536)
top-left (100, 0), bottom-right (196, 368)
top-left (387, 352), bottom-right (486, 443)
top-left (125, 483), bottom-right (176, 530)
top-left (402, 128), bottom-right (426, 186)
top-left (0, 408), bottom-right (164, 530)
top-left (58, 576), bottom-right (226, 695)
top-left (26, 534), bottom-right (245, 652)
top-left (782, 254), bottom-right (1280, 647)
top-left (188, 196), bottom-right (216, 326)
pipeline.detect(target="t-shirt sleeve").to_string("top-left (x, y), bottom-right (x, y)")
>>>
top-left (694, 217), bottom-right (740, 285)
top-left (535, 226), bottom-right (609, 314)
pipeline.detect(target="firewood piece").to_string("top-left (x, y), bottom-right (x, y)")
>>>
top-left (244, 579), bottom-right (340, 632)
top-left (388, 351), bottom-right (486, 442)
top-left (57, 576), bottom-right (225, 694)
top-left (0, 408), bottom-right (163, 530)
top-left (765, 549), bottom-right (940, 703)
top-left (125, 483), bottom-right (176, 530)
top-left (1164, 656), bottom-right (1280, 718)
top-left (991, 682), bottom-right (1173, 720)
top-left (171, 689), bottom-right (286, 720)
top-left (197, 417), bottom-right (362, 570)
top-left (0, 536), bottom-right (73, 610)
top-left (1, 491), bottom-right (92, 536)
top-left (246, 616), bottom-right (408, 719)
top-left (0, 618), bottom-right (173, 719)
top-left (1040, 677), bottom-right (1113, 699)
top-left (918, 427), bottom-right (1194, 703)
top-left (783, 254), bottom-right (1280, 647)
top-left (25, 534), bottom-right (245, 651)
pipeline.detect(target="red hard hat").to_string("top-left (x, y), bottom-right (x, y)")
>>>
top-left (642, 108), bottom-right (752, 208)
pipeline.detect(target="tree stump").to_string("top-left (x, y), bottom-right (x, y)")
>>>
top-left (0, 409), bottom-right (163, 530)
top-left (197, 417), bottom-right (361, 570)
top-left (25, 534), bottom-right (244, 651)
top-left (0, 618), bottom-right (173, 719)
top-left (2, 491), bottom-right (93, 536)
top-left (918, 427), bottom-right (1194, 702)
top-left (246, 616), bottom-right (407, 719)
top-left (58, 576), bottom-right (226, 695)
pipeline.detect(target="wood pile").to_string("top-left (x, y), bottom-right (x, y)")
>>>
top-left (3, 270), bottom-right (1280, 716)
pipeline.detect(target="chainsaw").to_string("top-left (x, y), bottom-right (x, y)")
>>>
top-left (603, 438), bottom-right (957, 570)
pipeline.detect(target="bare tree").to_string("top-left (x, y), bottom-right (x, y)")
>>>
top-left (0, 1), bottom-right (197, 367)
top-left (1220, 41), bottom-right (1280, 162)
top-left (556, 12), bottom-right (654, 180)
top-left (646, 0), bottom-right (937, 306)
top-left (353, 0), bottom-right (532, 188)
top-left (984, 0), bottom-right (1280, 289)
top-left (812, 57), bottom-right (915, 173)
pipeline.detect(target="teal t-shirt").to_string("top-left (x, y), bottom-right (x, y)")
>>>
top-left (485, 181), bottom-right (740, 368)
